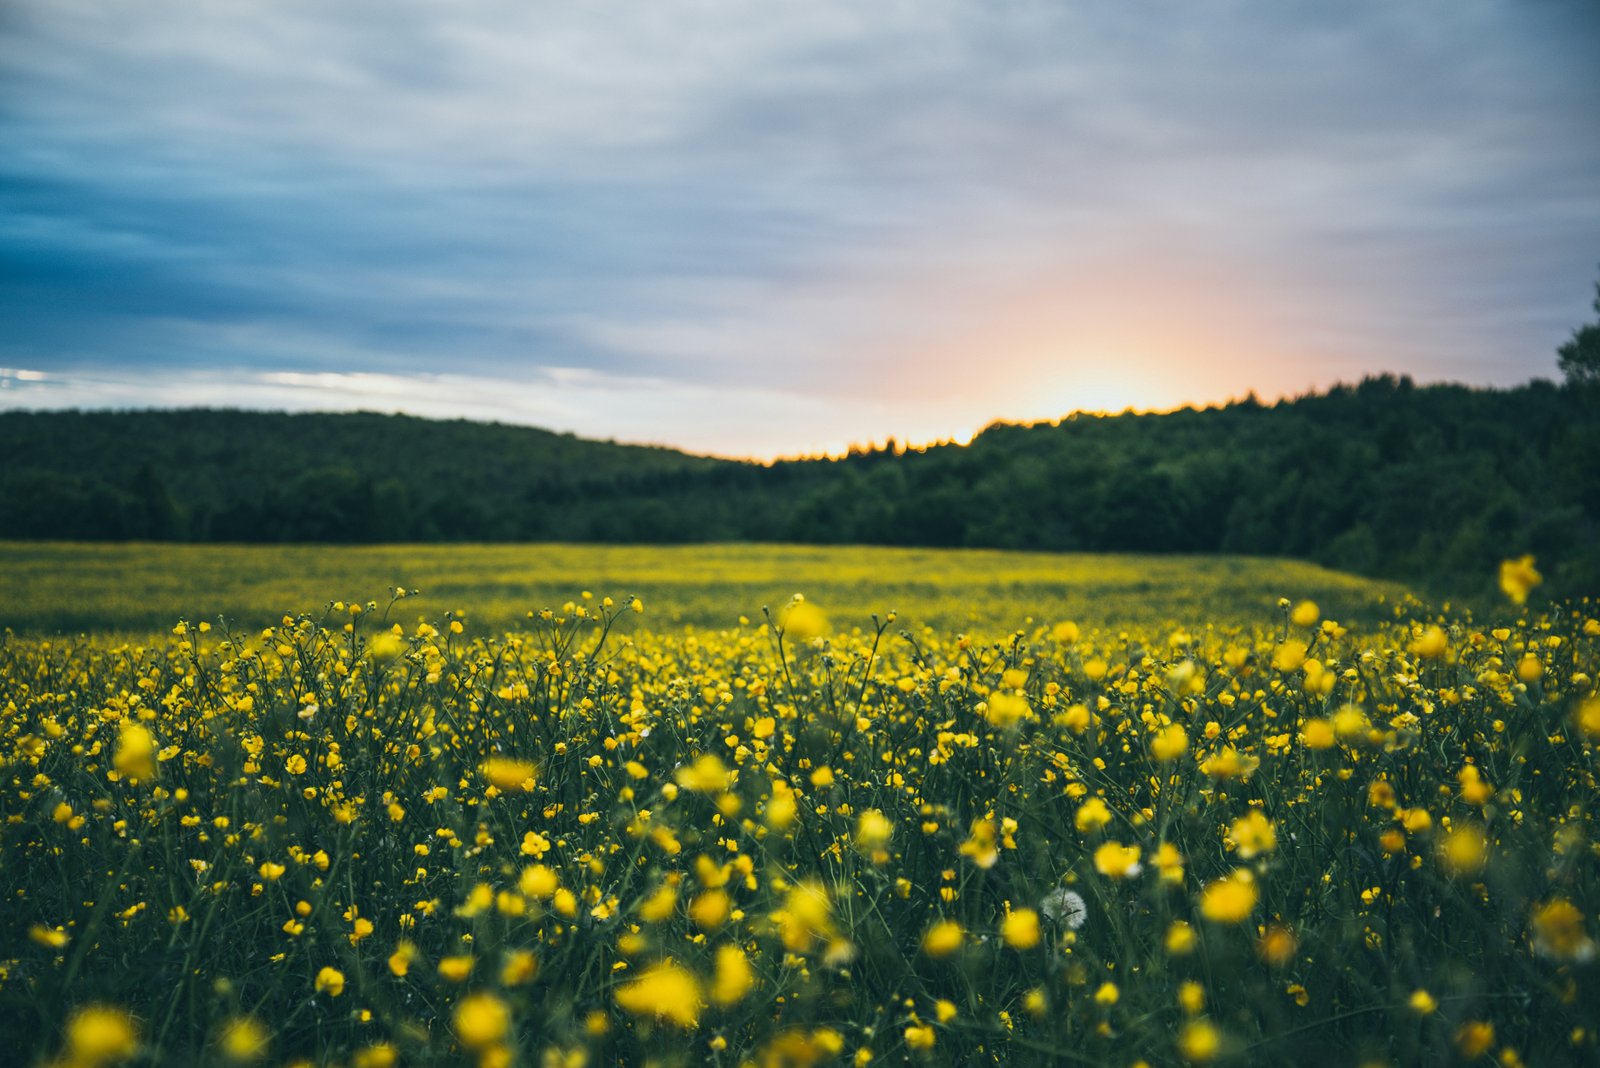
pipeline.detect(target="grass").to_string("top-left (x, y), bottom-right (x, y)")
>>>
top-left (5, 543), bottom-right (1593, 1067)
top-left (0, 542), bottom-right (1413, 636)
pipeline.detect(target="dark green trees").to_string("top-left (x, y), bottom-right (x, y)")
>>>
top-left (1558, 270), bottom-right (1600, 389)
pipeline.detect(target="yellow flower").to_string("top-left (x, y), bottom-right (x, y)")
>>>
top-left (1290, 600), bottom-right (1320, 627)
top-left (313, 967), bottom-right (345, 997)
top-left (387, 941), bottom-right (417, 977)
top-left (780, 598), bottom-right (828, 643)
top-left (1198, 870), bottom-right (1257, 924)
top-left (502, 949), bottom-right (539, 986)
top-left (1531, 898), bottom-right (1596, 962)
top-left (1226, 810), bottom-right (1277, 859)
top-left (1198, 747), bottom-right (1259, 781)
top-left (1438, 825), bottom-right (1488, 877)
top-left (65, 1005), bottom-right (140, 1066)
top-left (1410, 625), bottom-right (1449, 660)
top-left (1150, 723), bottom-right (1188, 762)
top-left (1256, 924), bottom-right (1296, 966)
top-left (454, 992), bottom-right (511, 1050)
top-left (689, 890), bottom-right (730, 930)
top-left (1178, 982), bottom-right (1204, 1015)
top-left (903, 1024), bottom-right (936, 1051)
top-left (773, 879), bottom-right (836, 953)
top-left (1001, 908), bottom-right (1041, 949)
top-left (711, 944), bottom-right (754, 1005)
top-left (984, 690), bottom-right (1032, 730)
top-left (520, 864), bottom-right (559, 899)
top-left (766, 782), bottom-right (798, 830)
top-left (1093, 841), bottom-right (1142, 880)
top-left (1456, 1021), bottom-right (1495, 1059)
top-left (1272, 640), bottom-right (1307, 672)
top-left (1093, 981), bottom-right (1119, 1006)
top-left (676, 753), bottom-right (732, 794)
top-left (1575, 696), bottom-right (1600, 742)
top-left (352, 1044), bottom-right (397, 1068)
top-left (113, 722), bottom-right (156, 782)
top-left (481, 756), bottom-right (537, 792)
top-left (217, 1016), bottom-right (270, 1062)
top-left (638, 883), bottom-right (678, 923)
top-left (1401, 808), bottom-right (1432, 834)
top-left (1457, 765), bottom-right (1492, 806)
top-left (1499, 555), bottom-right (1541, 605)
top-left (1074, 797), bottom-right (1112, 834)
top-left (614, 961), bottom-right (704, 1028)
top-left (437, 955), bottom-right (474, 982)
top-left (1298, 717), bottom-right (1335, 749)
top-left (1154, 842), bottom-right (1185, 885)
top-left (855, 808), bottom-right (894, 853)
top-left (958, 819), bottom-right (999, 869)
top-left (921, 919), bottom-right (965, 958)
top-left (30, 924), bottom-right (70, 949)
top-left (1332, 705), bottom-right (1371, 742)
top-left (1177, 1020), bottom-right (1221, 1063)
top-left (1165, 921), bottom-right (1197, 955)
top-left (1407, 989), bottom-right (1437, 1016)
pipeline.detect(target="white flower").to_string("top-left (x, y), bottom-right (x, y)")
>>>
top-left (1040, 888), bottom-right (1088, 930)
top-left (297, 701), bottom-right (319, 721)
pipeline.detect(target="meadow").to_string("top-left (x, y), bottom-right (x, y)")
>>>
top-left (2, 545), bottom-right (1596, 1066)
top-left (0, 542), bottom-right (1413, 636)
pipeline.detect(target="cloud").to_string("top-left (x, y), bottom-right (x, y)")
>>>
top-left (2, 0), bottom-right (1598, 455)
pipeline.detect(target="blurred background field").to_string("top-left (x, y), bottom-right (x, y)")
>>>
top-left (0, 541), bottom-right (1411, 637)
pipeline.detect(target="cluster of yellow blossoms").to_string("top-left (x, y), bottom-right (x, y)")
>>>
top-left (3, 580), bottom-right (1597, 1066)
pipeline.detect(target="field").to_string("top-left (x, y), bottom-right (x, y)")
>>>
top-left (0, 542), bottom-right (1415, 636)
top-left (2, 544), bottom-right (1597, 1066)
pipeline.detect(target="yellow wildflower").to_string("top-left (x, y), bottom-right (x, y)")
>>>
top-left (1093, 841), bottom-right (1142, 880)
top-left (1198, 870), bottom-right (1257, 924)
top-left (113, 723), bottom-right (156, 782)
top-left (216, 1016), bottom-right (269, 1062)
top-left (65, 1005), bottom-right (140, 1066)
top-left (614, 961), bottom-right (703, 1028)
top-left (676, 753), bottom-right (732, 794)
top-left (921, 920), bottom-right (964, 958)
top-left (711, 944), bottom-right (754, 1005)
top-left (1499, 555), bottom-right (1541, 605)
top-left (314, 967), bottom-right (345, 997)
top-left (1001, 908), bottom-right (1041, 949)
top-left (454, 992), bottom-right (511, 1050)
top-left (481, 756), bottom-right (538, 791)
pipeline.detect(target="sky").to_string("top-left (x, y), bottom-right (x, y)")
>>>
top-left (2, 1), bottom-right (1598, 459)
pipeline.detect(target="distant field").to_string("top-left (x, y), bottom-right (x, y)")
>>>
top-left (0, 541), bottom-right (1411, 636)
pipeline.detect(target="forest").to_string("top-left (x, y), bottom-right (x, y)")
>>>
top-left (2, 374), bottom-right (1596, 598)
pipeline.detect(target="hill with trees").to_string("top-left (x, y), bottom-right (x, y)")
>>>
top-left (2, 376), bottom-right (1596, 598)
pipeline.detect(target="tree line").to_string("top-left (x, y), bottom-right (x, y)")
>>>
top-left (2, 375), bottom-right (1596, 598)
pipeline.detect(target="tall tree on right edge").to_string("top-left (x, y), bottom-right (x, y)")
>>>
top-left (1557, 267), bottom-right (1600, 389)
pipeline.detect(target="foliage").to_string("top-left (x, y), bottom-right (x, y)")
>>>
top-left (1557, 272), bottom-right (1600, 390)
top-left (2, 579), bottom-right (1597, 1066)
top-left (2, 376), bottom-right (1597, 597)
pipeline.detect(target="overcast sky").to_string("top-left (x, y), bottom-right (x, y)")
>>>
top-left (2, 0), bottom-right (1597, 457)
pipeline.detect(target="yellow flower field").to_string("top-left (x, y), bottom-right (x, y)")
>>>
top-left (1, 548), bottom-right (1596, 1065)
